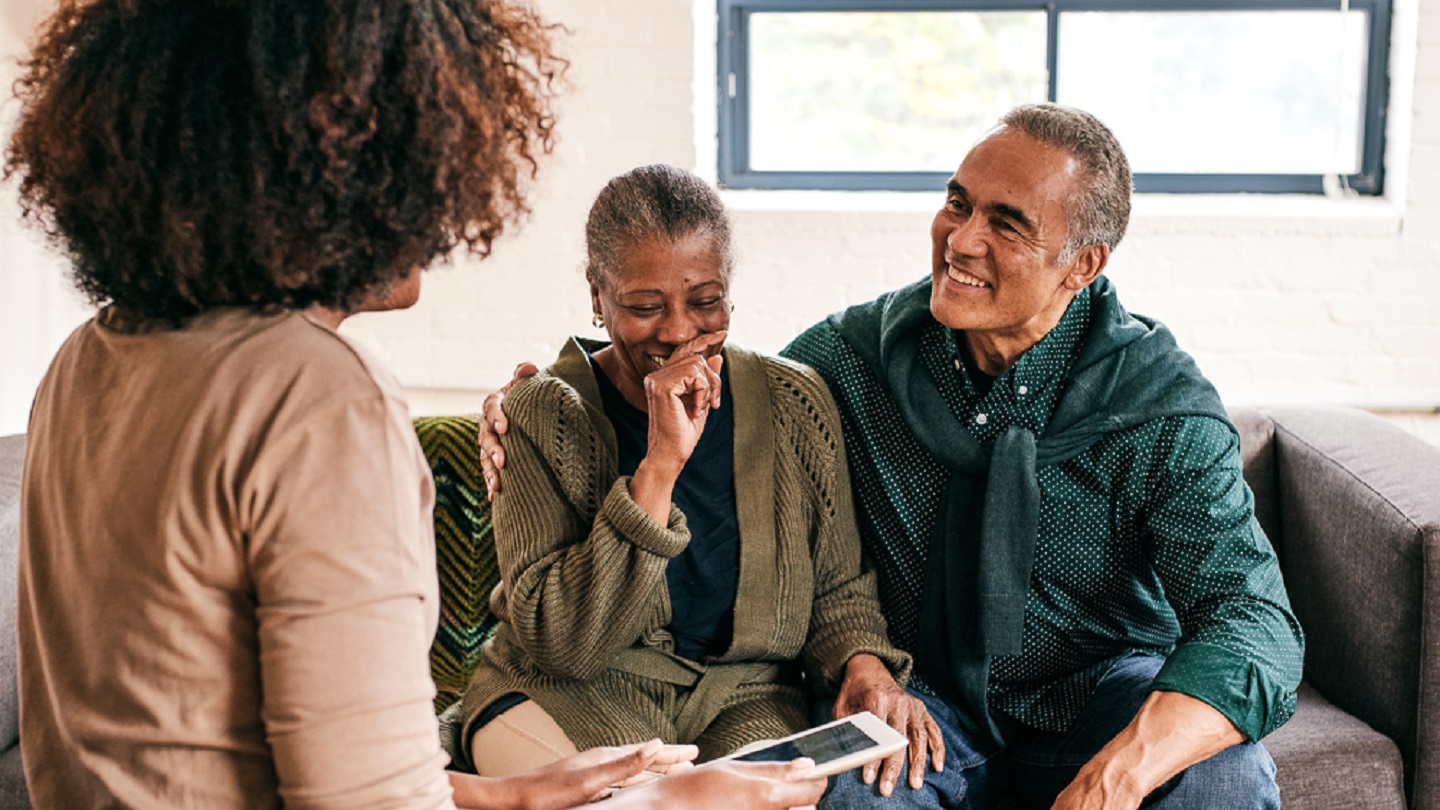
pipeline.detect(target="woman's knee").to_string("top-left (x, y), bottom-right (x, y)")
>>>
top-left (469, 700), bottom-right (579, 777)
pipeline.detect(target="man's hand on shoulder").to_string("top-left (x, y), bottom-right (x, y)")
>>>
top-left (477, 362), bottom-right (539, 500)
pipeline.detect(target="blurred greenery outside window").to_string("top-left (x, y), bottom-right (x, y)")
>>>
top-left (717, 1), bottom-right (1392, 194)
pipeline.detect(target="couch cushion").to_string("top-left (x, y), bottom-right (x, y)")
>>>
top-left (1267, 682), bottom-right (1407, 810)
top-left (0, 436), bottom-right (26, 754)
top-left (1269, 407), bottom-right (1440, 807)
top-left (414, 417), bottom-right (500, 713)
top-left (0, 743), bottom-right (30, 810)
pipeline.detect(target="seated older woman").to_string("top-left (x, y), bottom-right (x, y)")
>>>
top-left (460, 165), bottom-right (941, 793)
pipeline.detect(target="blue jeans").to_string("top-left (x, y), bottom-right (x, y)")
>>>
top-left (818, 655), bottom-right (1279, 809)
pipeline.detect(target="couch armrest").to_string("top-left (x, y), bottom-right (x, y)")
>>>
top-left (1228, 407), bottom-right (1283, 551)
top-left (1268, 407), bottom-right (1440, 810)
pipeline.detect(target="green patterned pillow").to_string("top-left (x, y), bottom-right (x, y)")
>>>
top-left (413, 416), bottom-right (500, 713)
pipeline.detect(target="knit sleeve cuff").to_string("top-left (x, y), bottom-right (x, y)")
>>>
top-left (805, 622), bottom-right (914, 692)
top-left (600, 477), bottom-right (690, 559)
top-left (1149, 642), bottom-right (1298, 741)
top-left (837, 644), bottom-right (914, 691)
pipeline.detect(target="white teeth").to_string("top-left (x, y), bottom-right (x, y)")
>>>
top-left (647, 355), bottom-right (666, 367)
top-left (947, 266), bottom-right (990, 288)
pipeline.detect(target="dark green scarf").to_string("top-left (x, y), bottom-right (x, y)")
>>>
top-left (829, 275), bottom-right (1233, 743)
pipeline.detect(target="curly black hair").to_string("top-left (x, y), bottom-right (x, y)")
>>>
top-left (5, 0), bottom-right (562, 323)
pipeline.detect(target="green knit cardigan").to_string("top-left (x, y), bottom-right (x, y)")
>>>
top-left (443, 338), bottom-right (910, 763)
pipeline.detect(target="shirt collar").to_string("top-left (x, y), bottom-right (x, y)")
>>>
top-left (943, 284), bottom-right (1092, 401)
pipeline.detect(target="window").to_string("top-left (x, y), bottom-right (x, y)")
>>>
top-left (717, 1), bottom-right (1392, 194)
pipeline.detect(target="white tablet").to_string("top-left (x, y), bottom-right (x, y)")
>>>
top-left (721, 711), bottom-right (909, 779)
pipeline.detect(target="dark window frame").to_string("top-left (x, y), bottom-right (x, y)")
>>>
top-left (717, 0), bottom-right (1392, 194)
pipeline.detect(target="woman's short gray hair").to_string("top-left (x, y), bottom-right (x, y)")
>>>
top-left (999, 104), bottom-right (1133, 265)
top-left (585, 164), bottom-right (733, 285)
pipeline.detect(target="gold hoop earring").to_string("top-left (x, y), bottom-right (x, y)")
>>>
top-left (592, 313), bottom-right (605, 329)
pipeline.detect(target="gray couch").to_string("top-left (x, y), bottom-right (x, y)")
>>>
top-left (0, 407), bottom-right (1437, 809)
top-left (0, 434), bottom-right (28, 810)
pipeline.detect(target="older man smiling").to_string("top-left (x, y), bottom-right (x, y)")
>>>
top-left (784, 103), bottom-right (1302, 810)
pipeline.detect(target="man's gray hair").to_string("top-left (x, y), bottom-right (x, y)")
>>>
top-left (585, 164), bottom-right (734, 286)
top-left (1000, 104), bottom-right (1133, 265)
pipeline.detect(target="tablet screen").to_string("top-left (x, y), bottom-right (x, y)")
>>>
top-left (733, 721), bottom-right (879, 765)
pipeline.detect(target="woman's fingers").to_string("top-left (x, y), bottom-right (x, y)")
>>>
top-left (663, 330), bottom-right (728, 365)
top-left (704, 354), bottom-right (723, 409)
top-left (832, 666), bottom-right (945, 794)
top-left (579, 739), bottom-right (665, 786)
top-left (632, 758), bottom-right (824, 809)
top-left (926, 711), bottom-right (946, 773)
top-left (648, 743), bottom-right (701, 770)
top-left (905, 710), bottom-right (932, 790)
top-left (649, 355), bottom-right (723, 418)
top-left (649, 330), bottom-right (726, 413)
top-left (878, 746), bottom-right (907, 795)
top-left (588, 740), bottom-right (699, 791)
top-left (640, 332), bottom-right (728, 466)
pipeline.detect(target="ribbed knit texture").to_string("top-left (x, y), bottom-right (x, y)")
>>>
top-left (457, 339), bottom-right (909, 765)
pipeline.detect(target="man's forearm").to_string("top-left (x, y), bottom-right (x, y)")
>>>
top-left (1056, 690), bottom-right (1245, 809)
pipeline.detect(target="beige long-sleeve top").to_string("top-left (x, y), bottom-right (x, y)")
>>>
top-left (19, 308), bottom-right (455, 809)
top-left (460, 338), bottom-right (910, 763)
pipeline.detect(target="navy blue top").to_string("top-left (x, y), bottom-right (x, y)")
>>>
top-left (591, 355), bottom-right (740, 663)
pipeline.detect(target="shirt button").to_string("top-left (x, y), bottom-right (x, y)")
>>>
top-left (975, 413), bottom-right (988, 425)
top-left (953, 358), bottom-right (962, 370)
top-left (1018, 385), bottom-right (1029, 395)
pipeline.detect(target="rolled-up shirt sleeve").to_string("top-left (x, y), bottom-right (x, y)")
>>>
top-left (1145, 417), bottom-right (1305, 741)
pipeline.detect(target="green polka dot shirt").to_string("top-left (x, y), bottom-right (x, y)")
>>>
top-left (782, 284), bottom-right (1303, 741)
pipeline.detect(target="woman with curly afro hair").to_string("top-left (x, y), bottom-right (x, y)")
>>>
top-left (6, 1), bottom-right (824, 808)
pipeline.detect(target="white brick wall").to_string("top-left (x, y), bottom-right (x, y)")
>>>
top-left (2, 0), bottom-right (1438, 445)
top-left (0, 1), bottom-right (91, 436)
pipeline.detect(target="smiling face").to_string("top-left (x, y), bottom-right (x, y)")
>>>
top-left (930, 127), bottom-right (1107, 373)
top-left (590, 231), bottom-right (730, 407)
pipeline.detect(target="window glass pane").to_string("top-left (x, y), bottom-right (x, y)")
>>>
top-left (1056, 10), bottom-right (1368, 176)
top-left (748, 11), bottom-right (1048, 172)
